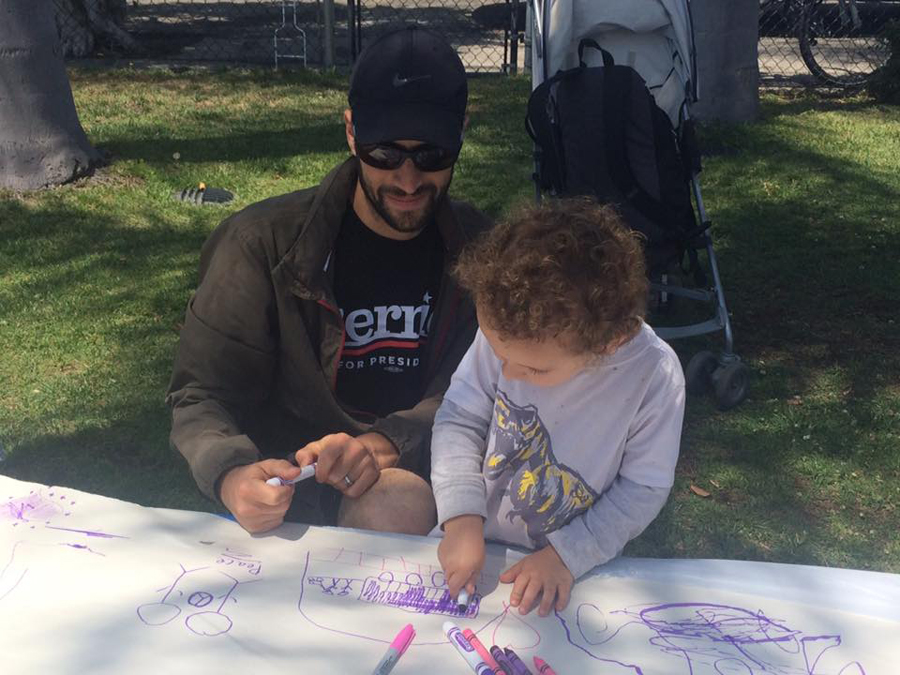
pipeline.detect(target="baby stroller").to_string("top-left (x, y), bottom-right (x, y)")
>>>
top-left (526, 0), bottom-right (749, 411)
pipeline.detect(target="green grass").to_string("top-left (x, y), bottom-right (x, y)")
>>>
top-left (1, 71), bottom-right (898, 573)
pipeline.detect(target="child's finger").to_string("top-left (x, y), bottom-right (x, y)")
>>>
top-left (464, 575), bottom-right (478, 597)
top-left (517, 577), bottom-right (542, 615)
top-left (538, 583), bottom-right (557, 617)
top-left (507, 571), bottom-right (531, 607)
top-left (556, 581), bottom-right (572, 612)
top-left (499, 561), bottom-right (522, 583)
top-left (446, 569), bottom-right (469, 597)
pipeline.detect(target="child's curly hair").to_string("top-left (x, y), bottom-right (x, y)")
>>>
top-left (455, 198), bottom-right (648, 355)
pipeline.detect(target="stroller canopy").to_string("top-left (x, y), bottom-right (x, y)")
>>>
top-left (531, 0), bottom-right (697, 125)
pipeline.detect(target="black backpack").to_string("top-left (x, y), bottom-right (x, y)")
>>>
top-left (526, 39), bottom-right (704, 276)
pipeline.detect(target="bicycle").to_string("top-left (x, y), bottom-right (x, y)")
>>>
top-left (760, 0), bottom-right (895, 87)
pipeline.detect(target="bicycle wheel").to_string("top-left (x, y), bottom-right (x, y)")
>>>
top-left (798, 0), bottom-right (892, 87)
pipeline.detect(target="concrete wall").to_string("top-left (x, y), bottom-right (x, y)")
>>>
top-left (692, 0), bottom-right (760, 122)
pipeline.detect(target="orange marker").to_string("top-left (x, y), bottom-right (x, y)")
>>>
top-left (462, 629), bottom-right (502, 672)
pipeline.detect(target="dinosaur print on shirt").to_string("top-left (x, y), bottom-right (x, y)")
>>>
top-left (486, 391), bottom-right (598, 544)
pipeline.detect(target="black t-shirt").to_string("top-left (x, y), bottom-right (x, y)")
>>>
top-left (332, 208), bottom-right (444, 417)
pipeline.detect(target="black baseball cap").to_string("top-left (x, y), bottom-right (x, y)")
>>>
top-left (349, 25), bottom-right (467, 150)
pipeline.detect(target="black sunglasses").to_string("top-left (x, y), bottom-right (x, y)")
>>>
top-left (356, 142), bottom-right (460, 172)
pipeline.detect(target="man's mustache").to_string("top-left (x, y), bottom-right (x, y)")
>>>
top-left (380, 185), bottom-right (437, 199)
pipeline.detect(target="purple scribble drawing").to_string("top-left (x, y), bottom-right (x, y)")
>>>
top-left (43, 525), bottom-right (129, 539)
top-left (60, 543), bottom-right (106, 556)
top-left (215, 547), bottom-right (262, 576)
top-left (358, 570), bottom-right (481, 617)
top-left (308, 576), bottom-right (355, 597)
top-left (137, 555), bottom-right (260, 637)
top-left (306, 569), bottom-right (480, 617)
top-left (305, 548), bottom-right (480, 617)
top-left (297, 550), bottom-right (506, 647)
top-left (1, 491), bottom-right (65, 523)
top-left (0, 542), bottom-right (28, 602)
top-left (557, 601), bottom-right (868, 674)
top-left (553, 603), bottom-right (646, 674)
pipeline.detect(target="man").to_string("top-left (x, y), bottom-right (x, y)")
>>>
top-left (166, 26), bottom-right (491, 536)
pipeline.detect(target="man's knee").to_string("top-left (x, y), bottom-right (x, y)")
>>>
top-left (337, 468), bottom-right (436, 535)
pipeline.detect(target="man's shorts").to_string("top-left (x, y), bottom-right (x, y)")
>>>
top-left (284, 478), bottom-right (343, 527)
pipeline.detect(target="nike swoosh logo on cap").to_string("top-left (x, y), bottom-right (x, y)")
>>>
top-left (393, 73), bottom-right (432, 87)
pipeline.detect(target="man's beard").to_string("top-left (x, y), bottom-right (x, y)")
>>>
top-left (358, 163), bottom-right (451, 235)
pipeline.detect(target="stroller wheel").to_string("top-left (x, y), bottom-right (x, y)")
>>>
top-left (685, 351), bottom-right (718, 396)
top-left (713, 362), bottom-right (750, 411)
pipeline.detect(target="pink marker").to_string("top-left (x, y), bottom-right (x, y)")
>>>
top-left (463, 629), bottom-right (502, 672)
top-left (372, 623), bottom-right (415, 675)
top-left (533, 656), bottom-right (557, 674)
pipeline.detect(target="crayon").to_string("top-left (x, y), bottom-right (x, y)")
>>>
top-left (533, 656), bottom-right (557, 675)
top-left (489, 646), bottom-right (517, 675)
top-left (462, 629), bottom-right (502, 672)
top-left (504, 646), bottom-right (533, 675)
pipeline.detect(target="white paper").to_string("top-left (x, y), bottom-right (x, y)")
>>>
top-left (2, 474), bottom-right (897, 674)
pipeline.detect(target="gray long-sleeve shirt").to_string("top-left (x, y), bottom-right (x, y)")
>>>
top-left (431, 324), bottom-right (684, 579)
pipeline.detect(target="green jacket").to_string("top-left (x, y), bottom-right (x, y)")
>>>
top-left (166, 158), bottom-right (492, 502)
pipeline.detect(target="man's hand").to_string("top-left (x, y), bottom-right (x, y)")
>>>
top-left (294, 432), bottom-right (396, 499)
top-left (438, 515), bottom-right (485, 600)
top-left (499, 544), bottom-right (574, 616)
top-left (218, 459), bottom-right (302, 534)
top-left (355, 432), bottom-right (400, 470)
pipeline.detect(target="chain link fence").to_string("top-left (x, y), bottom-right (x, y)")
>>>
top-left (759, 0), bottom-right (898, 87)
top-left (52, 0), bottom-right (526, 72)
top-left (347, 0), bottom-right (526, 72)
top-left (55, 1), bottom-right (895, 87)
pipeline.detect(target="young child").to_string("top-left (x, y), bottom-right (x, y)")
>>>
top-left (431, 198), bottom-right (685, 617)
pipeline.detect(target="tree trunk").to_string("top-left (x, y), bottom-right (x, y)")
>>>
top-left (54, 0), bottom-right (139, 58)
top-left (692, 0), bottom-right (760, 122)
top-left (0, 0), bottom-right (101, 190)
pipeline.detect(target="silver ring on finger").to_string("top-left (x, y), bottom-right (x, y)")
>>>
top-left (343, 474), bottom-right (354, 488)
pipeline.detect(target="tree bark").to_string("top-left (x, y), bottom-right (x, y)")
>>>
top-left (692, 0), bottom-right (760, 122)
top-left (0, 0), bottom-right (101, 190)
top-left (54, 0), bottom-right (139, 58)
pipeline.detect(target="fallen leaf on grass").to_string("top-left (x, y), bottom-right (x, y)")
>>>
top-left (690, 484), bottom-right (711, 498)
top-left (709, 479), bottom-right (721, 488)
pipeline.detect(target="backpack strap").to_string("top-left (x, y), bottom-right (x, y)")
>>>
top-left (544, 81), bottom-right (568, 191)
top-left (602, 67), bottom-right (678, 233)
top-left (578, 38), bottom-right (615, 68)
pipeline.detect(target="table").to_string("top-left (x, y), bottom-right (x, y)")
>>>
top-left (2, 474), bottom-right (898, 674)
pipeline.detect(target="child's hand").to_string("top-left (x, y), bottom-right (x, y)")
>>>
top-left (499, 544), bottom-right (574, 616)
top-left (438, 515), bottom-right (485, 600)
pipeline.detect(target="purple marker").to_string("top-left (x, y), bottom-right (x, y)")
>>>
top-left (443, 621), bottom-right (493, 675)
top-left (503, 647), bottom-right (533, 674)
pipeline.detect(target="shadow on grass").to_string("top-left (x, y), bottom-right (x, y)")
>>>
top-left (0, 197), bottom-right (205, 315)
top-left (650, 99), bottom-right (900, 570)
top-left (1, 409), bottom-right (210, 513)
top-left (0, 196), bottom-right (212, 510)
top-left (3, 87), bottom-right (897, 570)
top-left (102, 119), bottom-right (346, 164)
